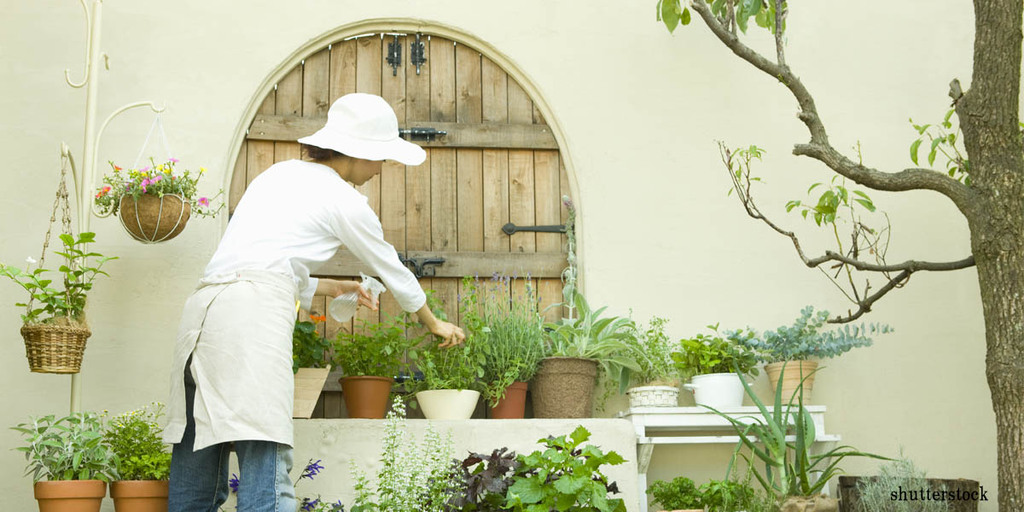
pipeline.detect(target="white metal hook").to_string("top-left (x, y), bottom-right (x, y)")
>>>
top-left (64, 0), bottom-right (93, 88)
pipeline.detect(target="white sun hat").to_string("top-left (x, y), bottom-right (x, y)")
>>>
top-left (298, 93), bottom-right (426, 166)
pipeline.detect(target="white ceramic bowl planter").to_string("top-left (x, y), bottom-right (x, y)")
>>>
top-left (626, 385), bottom-right (680, 408)
top-left (416, 389), bottom-right (480, 419)
top-left (683, 373), bottom-right (745, 409)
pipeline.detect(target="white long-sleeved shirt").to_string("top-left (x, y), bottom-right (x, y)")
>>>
top-left (204, 159), bottom-right (425, 312)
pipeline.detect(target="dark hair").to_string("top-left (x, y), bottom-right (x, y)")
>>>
top-left (300, 143), bottom-right (346, 162)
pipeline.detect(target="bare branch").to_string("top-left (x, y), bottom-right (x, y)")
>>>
top-left (690, 0), bottom-right (977, 213)
top-left (773, 0), bottom-right (786, 67)
top-left (719, 141), bottom-right (976, 323)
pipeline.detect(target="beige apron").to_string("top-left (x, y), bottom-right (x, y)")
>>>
top-left (164, 270), bottom-right (298, 451)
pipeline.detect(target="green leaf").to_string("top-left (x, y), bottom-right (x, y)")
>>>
top-left (807, 182), bottom-right (822, 194)
top-left (659, 0), bottom-right (681, 33)
top-left (509, 478), bottom-right (546, 504)
top-left (854, 199), bottom-right (876, 212)
top-left (680, 7), bottom-right (691, 25)
top-left (910, 139), bottom-right (922, 165)
top-left (928, 137), bottom-right (942, 166)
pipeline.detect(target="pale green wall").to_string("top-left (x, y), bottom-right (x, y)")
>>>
top-left (0, 1), bottom-right (995, 511)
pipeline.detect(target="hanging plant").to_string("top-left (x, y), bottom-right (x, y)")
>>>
top-left (94, 158), bottom-right (223, 243)
top-left (0, 157), bottom-right (117, 373)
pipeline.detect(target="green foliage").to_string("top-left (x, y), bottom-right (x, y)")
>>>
top-left (673, 324), bottom-right (760, 377)
top-left (103, 403), bottom-right (171, 481)
top-left (293, 316), bottom-right (333, 373)
top-left (624, 316), bottom-right (680, 386)
top-left (855, 455), bottom-right (950, 512)
top-left (786, 174), bottom-right (878, 227)
top-left (648, 476), bottom-right (702, 510)
top-left (731, 306), bottom-right (891, 362)
top-left (12, 412), bottom-right (119, 482)
top-left (545, 293), bottom-right (642, 394)
top-left (0, 232), bottom-right (116, 325)
top-left (649, 476), bottom-right (759, 511)
top-left (909, 109), bottom-right (971, 186)
top-left (95, 159), bottom-right (224, 218)
top-left (465, 275), bottom-right (547, 407)
top-left (333, 312), bottom-right (421, 378)
top-left (506, 426), bottom-right (627, 512)
top-left (350, 397), bottom-right (461, 512)
top-left (710, 364), bottom-right (888, 504)
top-left (657, 0), bottom-right (786, 35)
top-left (416, 335), bottom-right (487, 392)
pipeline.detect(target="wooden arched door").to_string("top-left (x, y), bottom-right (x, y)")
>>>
top-left (228, 32), bottom-right (572, 417)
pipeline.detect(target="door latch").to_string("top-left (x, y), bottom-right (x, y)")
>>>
top-left (399, 254), bottom-right (446, 278)
top-left (501, 222), bottom-right (566, 235)
top-left (411, 33), bottom-right (427, 75)
top-left (386, 34), bottom-right (402, 76)
top-left (399, 127), bottom-right (447, 142)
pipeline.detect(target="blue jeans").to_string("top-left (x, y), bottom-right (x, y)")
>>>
top-left (169, 357), bottom-right (296, 512)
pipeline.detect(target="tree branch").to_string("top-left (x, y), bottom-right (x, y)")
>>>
top-left (690, 0), bottom-right (978, 213)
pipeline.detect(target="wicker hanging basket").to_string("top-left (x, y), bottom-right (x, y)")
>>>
top-left (118, 194), bottom-right (191, 243)
top-left (21, 323), bottom-right (92, 374)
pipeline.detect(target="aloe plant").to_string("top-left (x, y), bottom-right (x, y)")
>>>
top-left (707, 364), bottom-right (888, 504)
top-left (545, 293), bottom-right (644, 393)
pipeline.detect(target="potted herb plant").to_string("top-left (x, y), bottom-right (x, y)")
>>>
top-left (710, 364), bottom-right (889, 512)
top-left (731, 306), bottom-right (891, 402)
top-left (838, 454), bottom-right (980, 512)
top-left (533, 292), bottom-right (640, 418)
top-left (0, 232), bottom-right (116, 374)
top-left (648, 476), bottom-right (704, 512)
top-left (462, 275), bottom-right (546, 419)
top-left (332, 312), bottom-right (421, 419)
top-left (95, 159), bottom-right (223, 243)
top-left (673, 324), bottom-right (759, 409)
top-left (412, 335), bottom-right (486, 419)
top-left (292, 314), bottom-right (335, 419)
top-left (12, 412), bottom-right (119, 512)
top-left (650, 475), bottom-right (765, 512)
top-left (104, 403), bottom-right (172, 512)
top-left (623, 316), bottom-right (682, 408)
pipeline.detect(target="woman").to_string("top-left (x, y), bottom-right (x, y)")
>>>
top-left (165, 93), bottom-right (465, 512)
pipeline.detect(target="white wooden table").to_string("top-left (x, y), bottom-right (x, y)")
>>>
top-left (617, 406), bottom-right (841, 512)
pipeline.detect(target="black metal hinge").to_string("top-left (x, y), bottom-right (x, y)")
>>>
top-left (411, 33), bottom-right (427, 75)
top-left (398, 253), bottom-right (446, 278)
top-left (387, 35), bottom-right (402, 76)
top-left (501, 222), bottom-right (566, 235)
top-left (399, 127), bottom-right (447, 142)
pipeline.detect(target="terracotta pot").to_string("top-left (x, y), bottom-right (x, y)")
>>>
top-left (489, 381), bottom-right (528, 419)
top-left (781, 494), bottom-right (838, 512)
top-left (416, 389), bottom-right (480, 419)
top-left (34, 480), bottom-right (107, 512)
top-left (765, 360), bottom-right (818, 403)
top-left (340, 376), bottom-right (394, 419)
top-left (530, 357), bottom-right (598, 418)
top-left (118, 194), bottom-right (191, 243)
top-left (110, 480), bottom-right (169, 512)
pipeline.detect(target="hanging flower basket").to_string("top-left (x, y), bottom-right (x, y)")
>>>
top-left (118, 194), bottom-right (192, 243)
top-left (21, 322), bottom-right (92, 374)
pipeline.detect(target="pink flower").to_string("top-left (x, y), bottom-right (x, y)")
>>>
top-left (169, 158), bottom-right (179, 163)
top-left (153, 175), bottom-right (163, 183)
top-left (198, 197), bottom-right (210, 207)
top-left (140, 166), bottom-right (150, 173)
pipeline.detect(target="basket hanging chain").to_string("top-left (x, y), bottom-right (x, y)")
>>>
top-left (28, 153), bottom-right (75, 316)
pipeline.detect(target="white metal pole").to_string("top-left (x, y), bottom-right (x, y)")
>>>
top-left (70, 0), bottom-right (104, 414)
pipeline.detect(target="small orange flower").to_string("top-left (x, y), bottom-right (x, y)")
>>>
top-left (309, 314), bottom-right (327, 323)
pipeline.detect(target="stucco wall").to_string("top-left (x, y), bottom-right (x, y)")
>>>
top-left (0, 0), bottom-right (995, 510)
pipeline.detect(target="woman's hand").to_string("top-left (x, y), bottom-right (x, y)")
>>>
top-left (317, 278), bottom-right (378, 311)
top-left (429, 320), bottom-right (466, 348)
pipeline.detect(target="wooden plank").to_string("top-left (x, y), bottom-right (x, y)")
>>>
top-left (406, 150), bottom-right (432, 251)
top-left (508, 150), bottom-right (536, 253)
top-left (247, 116), bottom-right (557, 149)
top-left (356, 35), bottom-right (382, 216)
top-left (319, 249), bottom-right (567, 279)
top-left (481, 58), bottom-right (510, 253)
top-left (431, 149), bottom-right (458, 251)
top-left (275, 64), bottom-right (303, 163)
top-left (246, 95), bottom-right (276, 185)
top-left (329, 39), bottom-right (357, 103)
top-left (534, 150), bottom-right (561, 252)
top-left (508, 78), bottom-right (533, 125)
top-left (483, 150), bottom-right (510, 253)
top-left (457, 149), bottom-right (484, 252)
top-left (381, 35), bottom-right (407, 254)
top-left (455, 43), bottom-right (482, 124)
top-left (431, 278), bottom-right (459, 330)
top-left (538, 278), bottom-right (564, 323)
top-left (323, 392), bottom-right (344, 419)
top-left (293, 366), bottom-right (332, 419)
top-left (429, 37), bottom-right (456, 123)
top-left (481, 58), bottom-right (508, 124)
top-left (304, 49), bottom-right (331, 117)
top-left (228, 141), bottom-right (247, 215)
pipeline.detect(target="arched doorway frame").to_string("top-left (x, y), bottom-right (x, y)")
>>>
top-left (221, 18), bottom-right (586, 292)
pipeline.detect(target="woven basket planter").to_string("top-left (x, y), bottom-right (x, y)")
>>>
top-left (118, 194), bottom-right (191, 243)
top-left (21, 323), bottom-right (92, 374)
